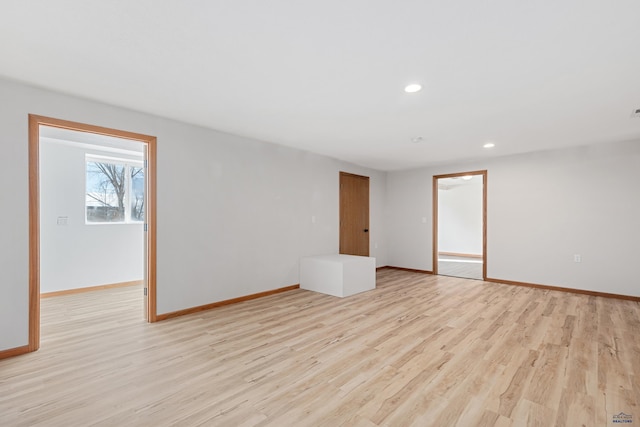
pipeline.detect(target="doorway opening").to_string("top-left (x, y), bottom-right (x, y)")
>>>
top-left (28, 115), bottom-right (157, 353)
top-left (433, 170), bottom-right (487, 280)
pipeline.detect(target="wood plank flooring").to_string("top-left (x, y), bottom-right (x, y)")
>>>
top-left (1, 270), bottom-right (639, 426)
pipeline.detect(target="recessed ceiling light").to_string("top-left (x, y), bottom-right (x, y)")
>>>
top-left (411, 136), bottom-right (424, 143)
top-left (404, 84), bottom-right (422, 93)
top-left (483, 142), bottom-right (495, 149)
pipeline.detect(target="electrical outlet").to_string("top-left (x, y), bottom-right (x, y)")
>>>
top-left (574, 254), bottom-right (581, 263)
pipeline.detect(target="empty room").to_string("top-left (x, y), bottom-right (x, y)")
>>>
top-left (1, 2), bottom-right (639, 426)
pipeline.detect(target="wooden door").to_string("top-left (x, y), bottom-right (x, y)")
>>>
top-left (340, 172), bottom-right (370, 256)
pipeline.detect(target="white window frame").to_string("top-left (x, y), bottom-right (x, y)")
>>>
top-left (85, 154), bottom-right (144, 224)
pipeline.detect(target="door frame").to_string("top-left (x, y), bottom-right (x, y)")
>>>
top-left (28, 115), bottom-right (158, 353)
top-left (432, 170), bottom-right (487, 279)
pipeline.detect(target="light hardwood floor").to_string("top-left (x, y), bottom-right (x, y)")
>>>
top-left (1, 270), bottom-right (639, 426)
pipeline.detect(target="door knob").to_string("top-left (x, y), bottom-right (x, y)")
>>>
top-left (364, 229), bottom-right (369, 232)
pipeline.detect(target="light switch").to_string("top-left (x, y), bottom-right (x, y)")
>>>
top-left (57, 216), bottom-right (68, 226)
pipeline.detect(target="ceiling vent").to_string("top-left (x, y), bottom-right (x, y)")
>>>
top-left (631, 108), bottom-right (640, 118)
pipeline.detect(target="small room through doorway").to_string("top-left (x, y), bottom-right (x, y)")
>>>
top-left (39, 126), bottom-right (146, 301)
top-left (28, 115), bottom-right (157, 353)
top-left (433, 171), bottom-right (486, 280)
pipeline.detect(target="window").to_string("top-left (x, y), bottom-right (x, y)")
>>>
top-left (86, 156), bottom-right (144, 223)
top-left (130, 165), bottom-right (144, 221)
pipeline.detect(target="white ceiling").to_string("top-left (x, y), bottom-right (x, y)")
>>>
top-left (2, 1), bottom-right (639, 171)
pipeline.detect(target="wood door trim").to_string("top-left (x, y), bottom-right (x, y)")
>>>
top-left (432, 176), bottom-right (438, 275)
top-left (0, 345), bottom-right (31, 360)
top-left (28, 116), bottom-right (40, 352)
top-left (28, 115), bottom-right (158, 354)
top-left (379, 266), bottom-right (434, 275)
top-left (41, 280), bottom-right (143, 298)
top-left (486, 277), bottom-right (640, 302)
top-left (433, 170), bottom-right (487, 279)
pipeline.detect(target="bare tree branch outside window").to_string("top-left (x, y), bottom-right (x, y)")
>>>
top-left (86, 160), bottom-right (144, 223)
top-left (130, 166), bottom-right (144, 221)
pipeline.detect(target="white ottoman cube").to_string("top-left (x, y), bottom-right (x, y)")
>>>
top-left (300, 254), bottom-right (376, 297)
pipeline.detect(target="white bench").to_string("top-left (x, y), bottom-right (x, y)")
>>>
top-left (300, 254), bottom-right (376, 297)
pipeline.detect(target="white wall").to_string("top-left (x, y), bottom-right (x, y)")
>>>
top-left (387, 141), bottom-right (640, 297)
top-left (39, 140), bottom-right (144, 293)
top-left (385, 170), bottom-right (432, 271)
top-left (438, 177), bottom-right (483, 255)
top-left (0, 77), bottom-right (387, 352)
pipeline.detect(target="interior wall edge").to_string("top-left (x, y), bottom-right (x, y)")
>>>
top-left (384, 266), bottom-right (433, 275)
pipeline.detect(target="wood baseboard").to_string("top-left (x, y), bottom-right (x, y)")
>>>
top-left (41, 280), bottom-right (143, 298)
top-left (379, 266), bottom-right (433, 275)
top-left (438, 251), bottom-right (483, 259)
top-left (485, 277), bottom-right (640, 302)
top-left (156, 284), bottom-right (300, 321)
top-left (0, 345), bottom-right (31, 360)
